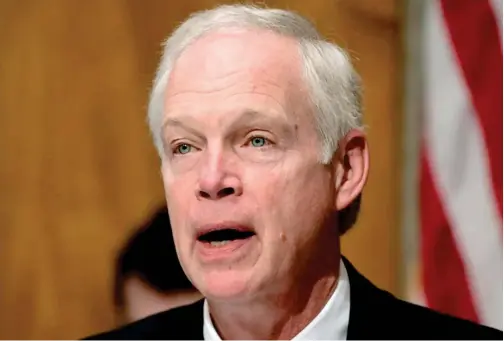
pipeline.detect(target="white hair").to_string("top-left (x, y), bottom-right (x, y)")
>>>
top-left (147, 4), bottom-right (363, 164)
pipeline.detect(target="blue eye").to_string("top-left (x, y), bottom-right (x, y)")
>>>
top-left (249, 136), bottom-right (267, 147)
top-left (174, 143), bottom-right (192, 154)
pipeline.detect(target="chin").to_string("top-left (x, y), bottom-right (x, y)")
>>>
top-left (198, 268), bottom-right (255, 301)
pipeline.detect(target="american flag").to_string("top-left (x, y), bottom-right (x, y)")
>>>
top-left (419, 0), bottom-right (502, 330)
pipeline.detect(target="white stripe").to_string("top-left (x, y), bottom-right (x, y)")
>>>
top-left (489, 0), bottom-right (503, 40)
top-left (423, 0), bottom-right (503, 329)
top-left (410, 286), bottom-right (427, 308)
top-left (405, 260), bottom-right (427, 308)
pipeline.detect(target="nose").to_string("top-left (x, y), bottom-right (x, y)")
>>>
top-left (196, 151), bottom-right (243, 200)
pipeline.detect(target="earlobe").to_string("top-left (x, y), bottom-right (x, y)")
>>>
top-left (334, 130), bottom-right (369, 211)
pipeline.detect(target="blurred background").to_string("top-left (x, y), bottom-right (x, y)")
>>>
top-left (0, 0), bottom-right (501, 338)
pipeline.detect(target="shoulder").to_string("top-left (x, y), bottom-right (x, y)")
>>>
top-left (342, 256), bottom-right (502, 340)
top-left (385, 293), bottom-right (502, 340)
top-left (82, 299), bottom-right (204, 340)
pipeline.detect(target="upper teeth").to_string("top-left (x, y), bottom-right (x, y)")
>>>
top-left (210, 240), bottom-right (230, 246)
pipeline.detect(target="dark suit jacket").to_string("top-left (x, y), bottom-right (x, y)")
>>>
top-left (85, 257), bottom-right (503, 340)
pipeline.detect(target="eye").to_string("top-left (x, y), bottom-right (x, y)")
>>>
top-left (247, 136), bottom-right (271, 148)
top-left (173, 143), bottom-right (193, 155)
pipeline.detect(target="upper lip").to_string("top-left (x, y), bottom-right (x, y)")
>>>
top-left (195, 221), bottom-right (255, 239)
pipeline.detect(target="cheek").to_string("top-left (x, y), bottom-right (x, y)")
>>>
top-left (169, 154), bottom-right (201, 175)
top-left (263, 162), bottom-right (331, 229)
top-left (162, 169), bottom-right (194, 235)
top-left (264, 160), bottom-right (309, 198)
top-left (244, 162), bottom-right (285, 200)
top-left (162, 162), bottom-right (193, 204)
top-left (245, 161), bottom-right (305, 221)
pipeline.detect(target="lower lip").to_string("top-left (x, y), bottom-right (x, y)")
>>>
top-left (195, 236), bottom-right (255, 263)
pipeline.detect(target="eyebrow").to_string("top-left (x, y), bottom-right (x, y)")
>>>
top-left (229, 109), bottom-right (295, 138)
top-left (162, 118), bottom-right (206, 140)
top-left (162, 109), bottom-right (295, 139)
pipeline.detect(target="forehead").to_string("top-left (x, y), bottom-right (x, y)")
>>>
top-left (164, 28), bottom-right (308, 115)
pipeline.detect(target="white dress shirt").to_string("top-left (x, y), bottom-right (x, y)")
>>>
top-left (203, 259), bottom-right (351, 340)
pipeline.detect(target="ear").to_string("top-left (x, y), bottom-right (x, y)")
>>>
top-left (333, 129), bottom-right (369, 211)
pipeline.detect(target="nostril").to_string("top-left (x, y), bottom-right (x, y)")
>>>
top-left (199, 191), bottom-right (211, 199)
top-left (197, 187), bottom-right (237, 200)
top-left (217, 187), bottom-right (235, 198)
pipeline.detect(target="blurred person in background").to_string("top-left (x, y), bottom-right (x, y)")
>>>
top-left (113, 206), bottom-right (202, 324)
top-left (86, 4), bottom-right (502, 340)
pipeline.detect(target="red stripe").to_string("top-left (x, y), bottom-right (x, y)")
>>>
top-left (420, 146), bottom-right (479, 322)
top-left (440, 0), bottom-right (503, 218)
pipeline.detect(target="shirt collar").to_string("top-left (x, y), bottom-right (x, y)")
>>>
top-left (203, 259), bottom-right (350, 340)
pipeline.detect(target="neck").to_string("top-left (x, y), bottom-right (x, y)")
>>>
top-left (208, 237), bottom-right (341, 340)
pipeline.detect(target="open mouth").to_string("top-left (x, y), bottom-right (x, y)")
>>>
top-left (197, 228), bottom-right (256, 247)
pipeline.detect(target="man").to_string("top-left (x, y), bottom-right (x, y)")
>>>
top-left (113, 206), bottom-right (202, 324)
top-left (86, 4), bottom-right (502, 340)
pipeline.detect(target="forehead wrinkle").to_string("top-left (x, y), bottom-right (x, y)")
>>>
top-left (163, 107), bottom-right (296, 141)
top-left (162, 28), bottom-right (312, 142)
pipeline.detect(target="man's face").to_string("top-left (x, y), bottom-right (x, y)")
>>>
top-left (160, 29), bottom-right (339, 300)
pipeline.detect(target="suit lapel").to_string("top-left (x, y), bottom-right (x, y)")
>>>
top-left (342, 256), bottom-right (390, 340)
top-left (157, 299), bottom-right (205, 339)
